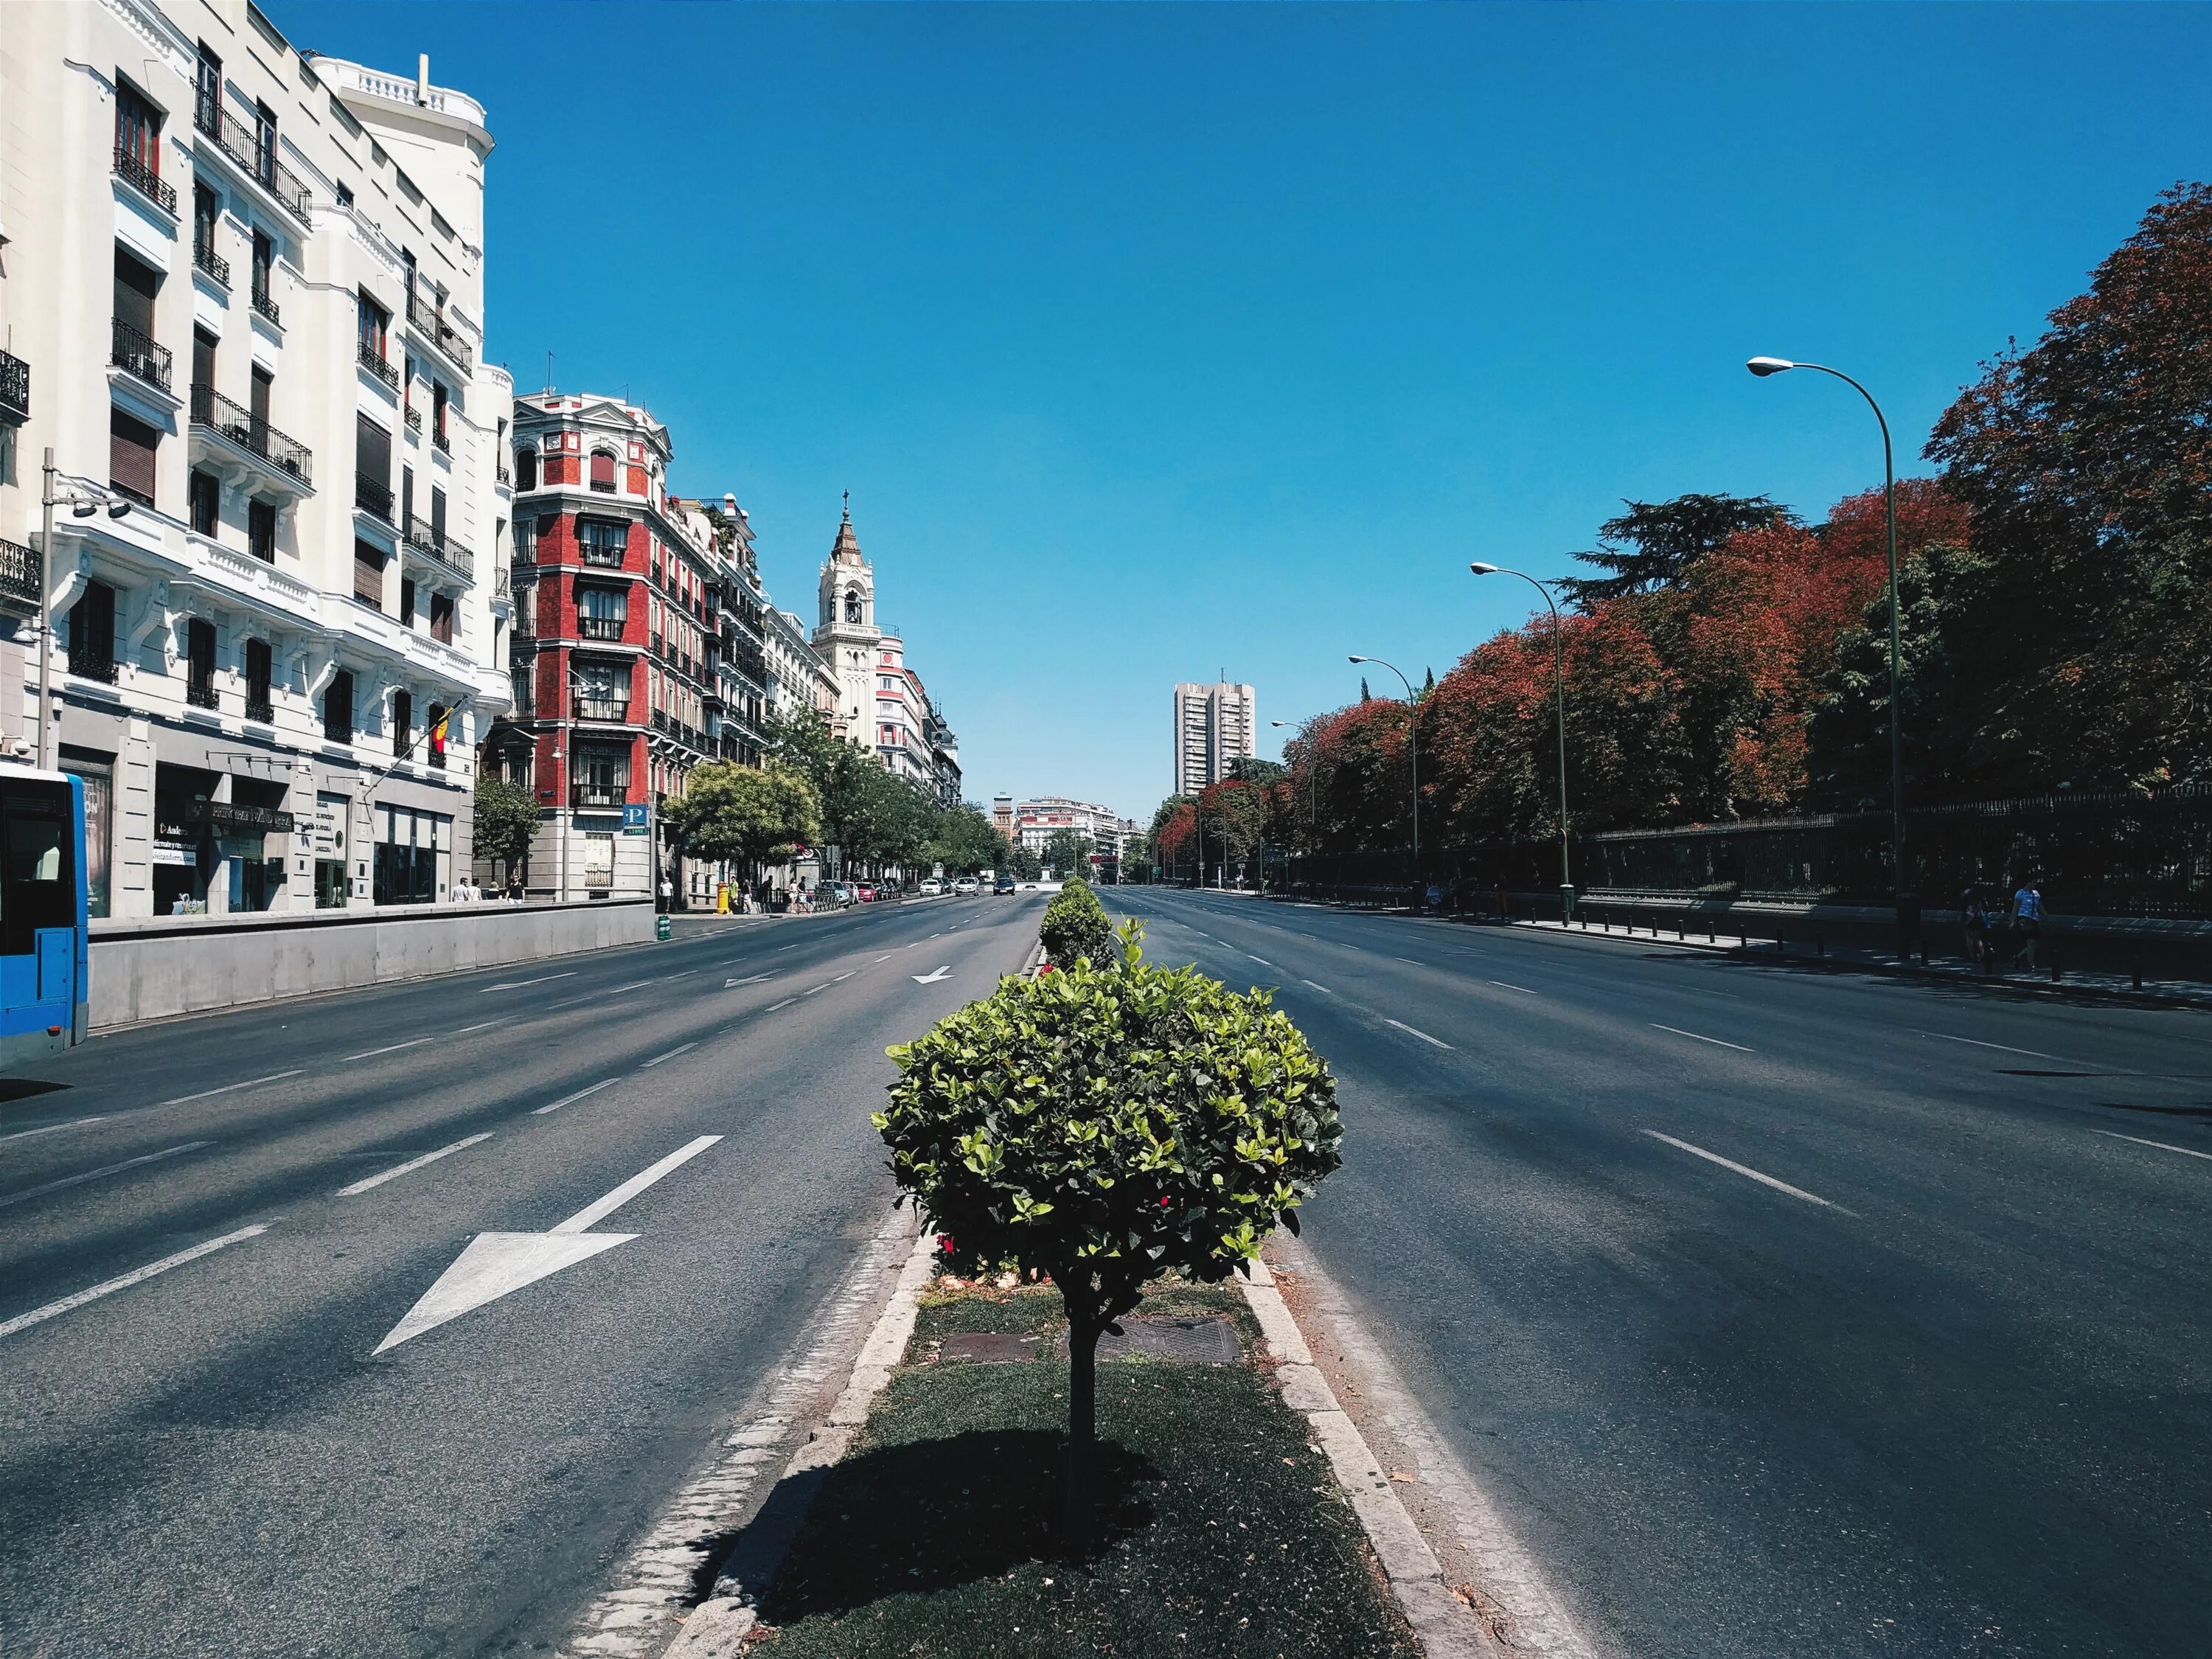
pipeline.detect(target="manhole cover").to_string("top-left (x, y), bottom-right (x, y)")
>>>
top-left (933, 1332), bottom-right (1041, 1364)
top-left (1062, 1315), bottom-right (1239, 1365)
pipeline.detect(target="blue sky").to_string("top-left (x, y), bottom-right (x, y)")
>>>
top-left (289, 1), bottom-right (2209, 825)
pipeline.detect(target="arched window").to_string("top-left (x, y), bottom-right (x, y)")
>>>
top-left (589, 449), bottom-right (616, 493)
top-left (515, 448), bottom-right (537, 491)
top-left (844, 587), bottom-right (863, 624)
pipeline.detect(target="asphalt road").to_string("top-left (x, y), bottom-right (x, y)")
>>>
top-left (1105, 888), bottom-right (2212, 1659)
top-left (0, 891), bottom-right (1040, 1658)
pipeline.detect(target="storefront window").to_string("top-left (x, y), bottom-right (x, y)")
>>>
top-left (313, 791), bottom-right (349, 909)
top-left (60, 747), bottom-right (113, 919)
top-left (152, 762), bottom-right (219, 914)
top-left (372, 804), bottom-right (451, 905)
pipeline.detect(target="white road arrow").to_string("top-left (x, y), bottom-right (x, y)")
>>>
top-left (911, 965), bottom-right (952, 984)
top-left (372, 1135), bottom-right (722, 1354)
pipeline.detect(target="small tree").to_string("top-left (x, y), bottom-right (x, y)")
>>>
top-left (877, 924), bottom-right (1342, 1554)
top-left (1040, 877), bottom-right (1114, 967)
top-left (473, 778), bottom-right (539, 891)
top-left (663, 760), bottom-right (822, 880)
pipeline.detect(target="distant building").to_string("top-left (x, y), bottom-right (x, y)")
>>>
top-left (992, 793), bottom-right (1015, 842)
top-left (1172, 680), bottom-right (1255, 796)
top-left (1015, 796), bottom-right (1123, 858)
top-left (808, 500), bottom-right (956, 801)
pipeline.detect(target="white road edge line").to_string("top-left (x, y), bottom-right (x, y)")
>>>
top-left (641, 1042), bottom-right (699, 1068)
top-left (2094, 1129), bottom-right (2212, 1164)
top-left (553, 1135), bottom-right (721, 1234)
top-left (533, 1078), bottom-right (617, 1116)
top-left (1488, 980), bottom-right (1537, 995)
top-left (1641, 1130), bottom-right (1843, 1209)
top-left (0, 1141), bottom-right (212, 1211)
top-left (1383, 1018), bottom-right (1453, 1051)
top-left (160, 1069), bottom-right (305, 1107)
top-left (343, 1037), bottom-right (435, 1062)
top-left (1650, 1023), bottom-right (1754, 1053)
top-left (1921, 1031), bottom-right (2059, 1060)
top-left (336, 1133), bottom-right (493, 1197)
top-left (0, 1222), bottom-right (273, 1343)
top-left (0, 1116), bottom-right (108, 1145)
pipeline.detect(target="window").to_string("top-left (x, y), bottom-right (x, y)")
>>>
top-left (589, 449), bottom-right (616, 493)
top-left (399, 577), bottom-right (417, 626)
top-left (356, 411), bottom-right (392, 493)
top-left (185, 618), bottom-right (216, 708)
top-left (432, 381), bottom-right (448, 442)
top-left (429, 591), bottom-right (454, 644)
top-left (392, 689), bottom-right (413, 756)
top-left (60, 747), bottom-right (114, 919)
top-left (574, 745), bottom-right (630, 810)
top-left (192, 326), bottom-right (216, 391)
top-left (352, 538), bottom-right (385, 608)
top-left (114, 245), bottom-right (158, 338)
top-left (69, 582), bottom-right (117, 680)
top-left (372, 804), bottom-right (451, 905)
top-left (193, 185), bottom-right (220, 268)
top-left (577, 583), bottom-right (625, 641)
top-left (572, 660), bottom-right (629, 722)
top-left (426, 703), bottom-right (448, 768)
top-left (336, 181), bottom-right (353, 207)
top-left (251, 231), bottom-right (273, 310)
top-left (110, 408), bottom-right (158, 507)
top-left (844, 588), bottom-right (863, 623)
top-left (577, 518), bottom-right (627, 566)
top-left (195, 44), bottom-right (220, 133)
top-left (509, 664), bottom-right (535, 718)
top-left (248, 498), bottom-right (276, 563)
top-left (243, 639), bottom-right (272, 721)
top-left (324, 669), bottom-right (355, 744)
top-left (358, 291), bottom-right (388, 361)
top-left (253, 101), bottom-right (276, 187)
top-left (431, 483), bottom-right (446, 543)
top-left (515, 448), bottom-right (537, 491)
top-left (115, 79), bottom-right (163, 185)
top-left (189, 469), bottom-right (220, 537)
top-left (251, 364), bottom-right (271, 433)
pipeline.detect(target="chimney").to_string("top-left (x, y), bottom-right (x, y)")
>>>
top-left (417, 54), bottom-right (430, 105)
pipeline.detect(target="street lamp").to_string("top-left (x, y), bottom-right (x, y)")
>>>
top-left (38, 448), bottom-right (133, 771)
top-left (1469, 565), bottom-right (1573, 921)
top-left (1747, 355), bottom-right (1910, 953)
top-left (1348, 655), bottom-right (1419, 880)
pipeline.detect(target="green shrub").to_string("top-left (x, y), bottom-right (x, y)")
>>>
top-left (875, 921), bottom-right (1342, 1553)
top-left (1039, 879), bottom-right (1115, 967)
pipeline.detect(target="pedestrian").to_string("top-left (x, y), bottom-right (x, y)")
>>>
top-left (1960, 883), bottom-right (1994, 975)
top-left (2010, 875), bottom-right (2045, 971)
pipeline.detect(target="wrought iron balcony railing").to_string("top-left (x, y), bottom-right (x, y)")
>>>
top-left (406, 291), bottom-right (473, 375)
top-left (244, 695), bottom-right (275, 725)
top-left (431, 428), bottom-right (451, 455)
top-left (194, 238), bottom-right (230, 288)
top-left (404, 405), bottom-right (422, 434)
top-left (114, 145), bottom-right (177, 214)
top-left (191, 382), bottom-right (313, 486)
top-left (185, 680), bottom-right (220, 710)
top-left (573, 698), bottom-right (630, 725)
top-left (571, 782), bottom-right (627, 808)
top-left (358, 343), bottom-right (398, 391)
top-left (199, 95), bottom-right (311, 222)
top-left (577, 615), bottom-right (625, 641)
top-left (355, 470), bottom-right (394, 521)
top-left (69, 649), bottom-right (121, 684)
top-left (0, 349), bottom-right (25, 422)
top-left (251, 283), bottom-right (280, 327)
top-left (111, 318), bottom-right (172, 391)
top-left (403, 514), bottom-right (474, 582)
top-left (0, 539), bottom-right (41, 615)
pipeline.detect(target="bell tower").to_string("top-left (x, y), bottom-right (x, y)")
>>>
top-left (816, 493), bottom-right (874, 634)
top-left (810, 494), bottom-right (883, 750)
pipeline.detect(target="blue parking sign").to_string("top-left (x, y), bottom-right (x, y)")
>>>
top-left (622, 803), bottom-right (649, 835)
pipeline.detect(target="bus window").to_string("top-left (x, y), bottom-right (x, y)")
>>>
top-left (9, 818), bottom-right (63, 884)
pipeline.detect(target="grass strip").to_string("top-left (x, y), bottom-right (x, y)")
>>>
top-left (750, 1280), bottom-right (1419, 1658)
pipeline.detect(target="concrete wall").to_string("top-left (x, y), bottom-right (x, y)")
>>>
top-left (88, 900), bottom-right (654, 1029)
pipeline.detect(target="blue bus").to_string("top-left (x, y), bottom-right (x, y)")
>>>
top-left (0, 766), bottom-right (88, 1068)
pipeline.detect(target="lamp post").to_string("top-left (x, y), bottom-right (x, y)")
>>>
top-left (1747, 356), bottom-right (1910, 954)
top-left (36, 449), bottom-right (133, 771)
top-left (1469, 566), bottom-right (1573, 922)
top-left (1348, 655), bottom-right (1419, 883)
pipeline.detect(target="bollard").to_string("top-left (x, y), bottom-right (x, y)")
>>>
top-left (1707, 919), bottom-right (1716, 944)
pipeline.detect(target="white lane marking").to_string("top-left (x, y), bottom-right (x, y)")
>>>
top-left (1300, 979), bottom-right (1335, 995)
top-left (1650, 1023), bottom-right (1754, 1054)
top-left (0, 1222), bottom-right (271, 1343)
top-left (0, 1116), bottom-right (108, 1146)
top-left (1393, 956), bottom-right (1422, 965)
top-left (344, 1037), bottom-right (435, 1062)
top-left (1384, 1018), bottom-right (1453, 1051)
top-left (832, 971), bottom-right (855, 983)
top-left (912, 965), bottom-right (953, 984)
top-left (554, 1135), bottom-right (722, 1234)
top-left (549, 987), bottom-right (637, 1010)
top-left (803, 984), bottom-right (832, 997)
top-left (160, 1069), bottom-right (305, 1107)
top-left (533, 1078), bottom-right (617, 1116)
top-left (450, 1020), bottom-right (500, 1036)
top-left (481, 971), bottom-right (577, 992)
top-left (606, 979), bottom-right (656, 995)
top-left (337, 1133), bottom-right (493, 1197)
top-left (765, 998), bottom-right (797, 1012)
top-left (1641, 1130), bottom-right (1843, 1210)
top-left (903, 942), bottom-right (918, 950)
top-left (2094, 1129), bottom-right (2212, 1164)
top-left (1922, 1032), bottom-right (2059, 1060)
top-left (661, 970), bottom-right (697, 981)
top-left (0, 1141), bottom-right (213, 1211)
top-left (874, 954), bottom-right (892, 964)
top-left (776, 944), bottom-right (800, 952)
top-left (1488, 980), bottom-right (1537, 995)
top-left (641, 1042), bottom-right (698, 1068)
top-left (725, 973), bottom-right (773, 987)
top-left (1248, 954), bottom-right (1273, 967)
top-left (928, 932), bottom-right (942, 939)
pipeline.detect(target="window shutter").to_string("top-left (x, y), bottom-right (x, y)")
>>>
top-left (110, 408), bottom-right (159, 504)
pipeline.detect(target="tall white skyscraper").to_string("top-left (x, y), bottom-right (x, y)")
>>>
top-left (1172, 681), bottom-right (1256, 796)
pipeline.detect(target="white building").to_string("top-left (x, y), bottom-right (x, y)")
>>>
top-left (0, 3), bottom-right (512, 916)
top-left (762, 604), bottom-right (838, 726)
top-left (1014, 796), bottom-right (1124, 858)
top-left (1173, 679), bottom-right (1256, 798)
top-left (809, 501), bottom-right (950, 796)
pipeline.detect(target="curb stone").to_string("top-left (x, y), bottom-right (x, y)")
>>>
top-left (1243, 1244), bottom-right (1599, 1659)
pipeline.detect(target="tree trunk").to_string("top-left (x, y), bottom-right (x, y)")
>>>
top-left (1063, 1316), bottom-right (1099, 1559)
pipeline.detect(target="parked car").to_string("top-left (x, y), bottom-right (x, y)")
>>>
top-left (854, 883), bottom-right (877, 902)
top-left (822, 882), bottom-right (853, 908)
top-left (953, 876), bottom-right (978, 896)
top-left (994, 876), bottom-right (1016, 895)
top-left (919, 877), bottom-right (945, 896)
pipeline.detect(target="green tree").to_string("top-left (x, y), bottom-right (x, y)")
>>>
top-left (663, 759), bottom-right (821, 873)
top-left (1558, 493), bottom-right (1795, 609)
top-left (473, 778), bottom-right (538, 888)
top-left (1042, 827), bottom-right (1093, 879)
top-left (1040, 877), bottom-right (1114, 966)
top-left (875, 924), bottom-right (1342, 1554)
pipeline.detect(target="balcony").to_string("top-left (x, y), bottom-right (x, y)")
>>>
top-left (573, 698), bottom-right (631, 725)
top-left (578, 539), bottom-right (626, 569)
top-left (69, 650), bottom-right (121, 685)
top-left (358, 343), bottom-right (399, 392)
top-left (577, 615), bottom-right (625, 642)
top-left (191, 382), bottom-right (313, 490)
top-left (493, 563), bottom-right (512, 600)
top-left (0, 349), bottom-right (25, 422)
top-left (111, 319), bottom-right (172, 392)
top-left (197, 94), bottom-right (311, 223)
top-left (194, 238), bottom-right (230, 289)
top-left (404, 405), bottom-right (422, 435)
top-left (0, 539), bottom-right (41, 616)
top-left (251, 283), bottom-right (280, 328)
top-left (403, 514), bottom-right (475, 583)
top-left (355, 470), bottom-right (394, 521)
top-left (496, 462), bottom-right (512, 488)
top-left (406, 291), bottom-right (473, 375)
top-left (244, 695), bottom-right (274, 725)
top-left (185, 680), bottom-right (220, 711)
top-left (428, 747), bottom-right (447, 771)
top-left (114, 145), bottom-right (177, 215)
top-left (431, 428), bottom-right (451, 456)
top-left (571, 782), bottom-right (626, 809)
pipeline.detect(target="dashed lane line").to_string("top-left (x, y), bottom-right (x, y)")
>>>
top-left (1300, 979), bottom-right (1335, 995)
top-left (641, 1042), bottom-right (699, 1068)
top-left (1650, 1023), bottom-right (1755, 1054)
top-left (0, 1141), bottom-right (213, 1211)
top-left (1489, 980), bottom-right (1538, 995)
top-left (1641, 1130), bottom-right (1844, 1211)
top-left (1383, 1018), bottom-right (1453, 1051)
top-left (765, 998), bottom-right (798, 1012)
top-left (450, 1020), bottom-right (501, 1037)
top-left (336, 1133), bottom-right (494, 1197)
top-left (803, 983), bottom-right (832, 997)
top-left (0, 1222), bottom-right (272, 1343)
top-left (533, 1079), bottom-right (619, 1116)
top-left (159, 1069), bottom-right (306, 1107)
top-left (0, 1116), bottom-right (108, 1145)
top-left (2095, 1130), bottom-right (2212, 1165)
top-left (342, 1037), bottom-right (436, 1062)
top-left (480, 971), bottom-right (577, 993)
top-left (833, 971), bottom-right (856, 983)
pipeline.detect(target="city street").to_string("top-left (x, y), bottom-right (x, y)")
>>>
top-left (0, 893), bottom-right (1038, 1659)
top-left (1107, 888), bottom-right (2212, 1659)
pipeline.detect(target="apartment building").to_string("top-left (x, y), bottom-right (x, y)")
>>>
top-left (1172, 679), bottom-right (1256, 798)
top-left (762, 603), bottom-right (838, 727)
top-left (1014, 796), bottom-right (1124, 857)
top-left (494, 392), bottom-right (767, 901)
top-left (0, 2), bottom-right (511, 916)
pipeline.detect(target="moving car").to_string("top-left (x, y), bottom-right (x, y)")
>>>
top-left (919, 877), bottom-right (944, 896)
top-left (953, 876), bottom-right (978, 896)
top-left (994, 876), bottom-right (1016, 895)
